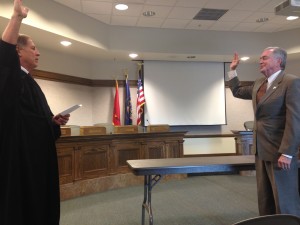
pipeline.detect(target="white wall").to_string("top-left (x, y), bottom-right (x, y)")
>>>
top-left (36, 79), bottom-right (138, 126)
top-left (35, 49), bottom-right (300, 134)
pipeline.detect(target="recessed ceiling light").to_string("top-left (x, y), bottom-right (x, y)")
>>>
top-left (129, 53), bottom-right (138, 59)
top-left (287, 16), bottom-right (299, 20)
top-left (60, 40), bottom-right (72, 47)
top-left (115, 4), bottom-right (128, 11)
top-left (240, 56), bottom-right (250, 61)
top-left (143, 11), bottom-right (156, 17)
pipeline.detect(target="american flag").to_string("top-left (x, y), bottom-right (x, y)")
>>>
top-left (136, 76), bottom-right (145, 125)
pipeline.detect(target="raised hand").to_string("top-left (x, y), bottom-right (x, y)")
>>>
top-left (14, 0), bottom-right (29, 19)
top-left (230, 52), bottom-right (240, 71)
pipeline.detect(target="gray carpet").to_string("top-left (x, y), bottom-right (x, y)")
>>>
top-left (60, 175), bottom-right (258, 225)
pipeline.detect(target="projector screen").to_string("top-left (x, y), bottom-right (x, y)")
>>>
top-left (143, 61), bottom-right (226, 126)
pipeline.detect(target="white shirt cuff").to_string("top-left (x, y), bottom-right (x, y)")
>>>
top-left (227, 70), bottom-right (237, 80)
top-left (282, 154), bottom-right (293, 159)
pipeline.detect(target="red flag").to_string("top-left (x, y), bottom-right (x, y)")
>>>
top-left (113, 80), bottom-right (121, 125)
top-left (136, 75), bottom-right (145, 125)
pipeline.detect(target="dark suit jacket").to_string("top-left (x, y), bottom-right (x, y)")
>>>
top-left (229, 71), bottom-right (300, 162)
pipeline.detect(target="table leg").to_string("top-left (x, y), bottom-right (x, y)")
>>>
top-left (142, 174), bottom-right (163, 225)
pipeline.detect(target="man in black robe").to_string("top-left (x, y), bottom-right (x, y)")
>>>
top-left (0, 1), bottom-right (70, 224)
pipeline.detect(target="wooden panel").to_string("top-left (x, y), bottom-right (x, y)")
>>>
top-left (147, 145), bottom-right (165, 159)
top-left (113, 142), bottom-right (141, 173)
top-left (56, 131), bottom-right (187, 199)
top-left (114, 125), bottom-right (138, 134)
top-left (147, 125), bottom-right (169, 132)
top-left (80, 144), bottom-right (110, 179)
top-left (166, 142), bottom-right (182, 158)
top-left (80, 126), bottom-right (106, 135)
top-left (57, 144), bottom-right (74, 184)
top-left (144, 141), bottom-right (166, 159)
top-left (60, 127), bottom-right (71, 136)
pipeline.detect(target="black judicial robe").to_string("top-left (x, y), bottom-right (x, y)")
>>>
top-left (0, 40), bottom-right (61, 225)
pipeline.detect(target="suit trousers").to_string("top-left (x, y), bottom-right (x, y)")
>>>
top-left (255, 155), bottom-right (300, 217)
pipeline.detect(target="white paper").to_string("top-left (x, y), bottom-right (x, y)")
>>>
top-left (60, 104), bottom-right (82, 116)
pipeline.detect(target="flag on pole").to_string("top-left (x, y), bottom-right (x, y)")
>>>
top-left (112, 80), bottom-right (121, 125)
top-left (136, 70), bottom-right (145, 125)
top-left (124, 75), bottom-right (132, 125)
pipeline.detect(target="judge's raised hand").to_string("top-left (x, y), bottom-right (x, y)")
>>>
top-left (230, 52), bottom-right (240, 71)
top-left (14, 0), bottom-right (29, 19)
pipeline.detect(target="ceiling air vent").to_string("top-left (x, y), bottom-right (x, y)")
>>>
top-left (193, 8), bottom-right (228, 20)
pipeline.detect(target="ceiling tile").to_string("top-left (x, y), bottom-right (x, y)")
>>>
top-left (136, 17), bottom-right (165, 28)
top-left (88, 13), bottom-right (111, 24)
top-left (233, 0), bottom-right (271, 11)
top-left (219, 10), bottom-right (253, 22)
top-left (141, 5), bottom-right (173, 18)
top-left (162, 19), bottom-right (190, 29)
top-left (168, 7), bottom-right (202, 20)
top-left (203, 0), bottom-right (240, 10)
top-left (270, 16), bottom-right (293, 24)
top-left (111, 16), bottom-right (139, 26)
top-left (175, 0), bottom-right (208, 8)
top-left (82, 1), bottom-right (113, 14)
top-left (186, 20), bottom-right (215, 30)
top-left (243, 12), bottom-right (276, 23)
top-left (231, 22), bottom-right (262, 32)
top-left (209, 21), bottom-right (239, 31)
top-left (54, 0), bottom-right (82, 11)
top-left (254, 22), bottom-right (280, 32)
top-left (145, 0), bottom-right (177, 6)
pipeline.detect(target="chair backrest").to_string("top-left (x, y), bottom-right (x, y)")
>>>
top-left (233, 214), bottom-right (300, 225)
top-left (244, 121), bottom-right (254, 131)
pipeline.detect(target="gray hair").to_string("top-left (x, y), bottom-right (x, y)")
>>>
top-left (17, 34), bottom-right (31, 48)
top-left (264, 47), bottom-right (287, 70)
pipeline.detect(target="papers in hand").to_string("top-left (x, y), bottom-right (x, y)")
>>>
top-left (60, 104), bottom-right (82, 116)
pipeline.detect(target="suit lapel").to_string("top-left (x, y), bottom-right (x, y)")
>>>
top-left (263, 71), bottom-right (284, 102)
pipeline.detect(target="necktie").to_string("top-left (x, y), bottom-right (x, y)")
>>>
top-left (256, 79), bottom-right (267, 103)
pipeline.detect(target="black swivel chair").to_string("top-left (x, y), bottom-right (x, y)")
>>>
top-left (233, 214), bottom-right (300, 225)
top-left (244, 121), bottom-right (254, 131)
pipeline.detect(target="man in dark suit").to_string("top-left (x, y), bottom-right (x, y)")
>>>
top-left (228, 47), bottom-right (300, 216)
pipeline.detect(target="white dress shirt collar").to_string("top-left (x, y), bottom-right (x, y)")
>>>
top-left (21, 66), bottom-right (29, 74)
top-left (267, 70), bottom-right (281, 88)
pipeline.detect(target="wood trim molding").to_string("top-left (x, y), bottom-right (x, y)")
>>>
top-left (33, 69), bottom-right (254, 88)
top-left (32, 69), bottom-right (92, 86)
top-left (225, 80), bottom-right (254, 87)
top-left (32, 69), bottom-right (138, 87)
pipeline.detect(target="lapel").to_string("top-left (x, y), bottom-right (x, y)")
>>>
top-left (254, 71), bottom-right (285, 112)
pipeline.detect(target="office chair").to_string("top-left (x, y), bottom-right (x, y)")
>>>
top-left (233, 214), bottom-right (300, 225)
top-left (244, 121), bottom-right (254, 131)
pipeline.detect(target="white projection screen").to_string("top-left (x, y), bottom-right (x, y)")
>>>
top-left (143, 61), bottom-right (226, 126)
